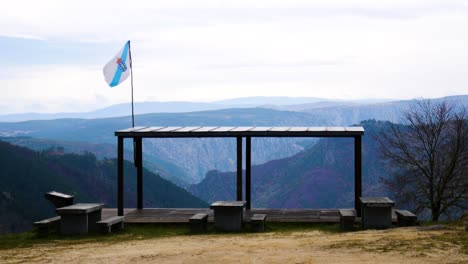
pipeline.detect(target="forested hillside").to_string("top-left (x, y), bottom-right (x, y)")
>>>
top-left (0, 141), bottom-right (207, 234)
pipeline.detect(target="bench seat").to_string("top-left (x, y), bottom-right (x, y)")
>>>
top-left (339, 209), bottom-right (356, 230)
top-left (396, 209), bottom-right (417, 226)
top-left (96, 216), bottom-right (125, 233)
top-left (34, 216), bottom-right (61, 235)
top-left (251, 214), bottom-right (267, 232)
top-left (45, 191), bottom-right (74, 208)
top-left (189, 213), bottom-right (208, 233)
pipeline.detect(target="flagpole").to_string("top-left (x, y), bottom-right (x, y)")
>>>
top-left (128, 40), bottom-right (135, 128)
top-left (128, 40), bottom-right (139, 169)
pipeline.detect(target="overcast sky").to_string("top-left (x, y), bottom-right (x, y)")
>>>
top-left (1, 0), bottom-right (467, 114)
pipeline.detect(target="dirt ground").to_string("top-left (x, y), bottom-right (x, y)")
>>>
top-left (1, 226), bottom-right (467, 264)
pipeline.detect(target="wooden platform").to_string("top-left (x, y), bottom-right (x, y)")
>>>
top-left (103, 208), bottom-right (342, 224)
top-left (102, 208), bottom-right (398, 224)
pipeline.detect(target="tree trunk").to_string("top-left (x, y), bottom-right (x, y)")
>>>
top-left (431, 206), bottom-right (440, 221)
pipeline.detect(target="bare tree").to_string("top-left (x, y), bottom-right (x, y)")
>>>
top-left (378, 100), bottom-right (468, 221)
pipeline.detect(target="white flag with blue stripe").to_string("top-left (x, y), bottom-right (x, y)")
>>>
top-left (103, 41), bottom-right (131, 87)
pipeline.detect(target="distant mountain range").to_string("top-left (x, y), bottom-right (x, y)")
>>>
top-left (0, 95), bottom-right (466, 185)
top-left (0, 140), bottom-right (207, 234)
top-left (0, 108), bottom-right (327, 183)
top-left (271, 95), bottom-right (468, 124)
top-left (189, 120), bottom-right (393, 208)
top-left (0, 96), bottom-right (395, 122)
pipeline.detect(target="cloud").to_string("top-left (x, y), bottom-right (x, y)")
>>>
top-left (2, 1), bottom-right (467, 41)
top-left (1, 0), bottom-right (468, 113)
top-left (1, 64), bottom-right (130, 113)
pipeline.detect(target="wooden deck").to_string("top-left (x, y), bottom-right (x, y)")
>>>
top-left (102, 208), bottom-right (398, 224)
top-left (102, 208), bottom-right (363, 224)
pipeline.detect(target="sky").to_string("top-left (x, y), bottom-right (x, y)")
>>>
top-left (1, 0), bottom-right (468, 114)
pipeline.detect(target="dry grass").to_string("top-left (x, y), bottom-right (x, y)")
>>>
top-left (1, 222), bottom-right (467, 263)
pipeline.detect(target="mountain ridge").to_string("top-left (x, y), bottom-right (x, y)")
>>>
top-left (8, 95), bottom-right (467, 122)
top-left (189, 120), bottom-right (392, 208)
top-left (1, 95), bottom-right (466, 184)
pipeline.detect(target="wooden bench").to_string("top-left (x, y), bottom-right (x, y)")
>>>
top-left (45, 191), bottom-right (74, 208)
top-left (395, 209), bottom-right (417, 226)
top-left (96, 216), bottom-right (125, 233)
top-left (189, 213), bottom-right (208, 233)
top-left (339, 209), bottom-right (356, 230)
top-left (251, 214), bottom-right (267, 232)
top-left (34, 216), bottom-right (61, 236)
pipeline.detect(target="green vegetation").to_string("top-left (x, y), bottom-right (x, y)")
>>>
top-left (265, 222), bottom-right (341, 234)
top-left (0, 222), bottom-right (343, 251)
top-left (0, 224), bottom-right (188, 250)
top-left (0, 140), bottom-right (208, 234)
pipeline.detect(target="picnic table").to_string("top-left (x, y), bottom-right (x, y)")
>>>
top-left (360, 197), bottom-right (394, 229)
top-left (210, 201), bottom-right (246, 231)
top-left (56, 203), bottom-right (104, 234)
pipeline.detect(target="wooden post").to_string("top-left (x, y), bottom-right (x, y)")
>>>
top-left (118, 136), bottom-right (124, 216)
top-left (246, 136), bottom-right (251, 210)
top-left (135, 138), bottom-right (143, 210)
top-left (236, 137), bottom-right (242, 201)
top-left (355, 135), bottom-right (362, 217)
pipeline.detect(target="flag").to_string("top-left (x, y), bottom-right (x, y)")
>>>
top-left (103, 41), bottom-right (131, 87)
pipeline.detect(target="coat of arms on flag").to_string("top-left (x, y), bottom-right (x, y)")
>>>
top-left (103, 41), bottom-right (131, 87)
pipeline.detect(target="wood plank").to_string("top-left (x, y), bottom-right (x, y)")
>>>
top-left (211, 127), bottom-right (236, 132)
top-left (250, 127), bottom-right (273, 132)
top-left (345, 127), bottom-right (365, 132)
top-left (288, 127), bottom-right (309, 132)
top-left (137, 126), bottom-right (166, 132)
top-left (326, 127), bottom-right (346, 132)
top-left (231, 127), bottom-right (254, 132)
top-left (175, 126), bottom-right (202, 132)
top-left (156, 126), bottom-right (184, 132)
top-left (270, 127), bottom-right (291, 132)
top-left (306, 127), bottom-right (327, 132)
top-left (116, 126), bottom-right (148, 133)
top-left (192, 126), bottom-right (219, 132)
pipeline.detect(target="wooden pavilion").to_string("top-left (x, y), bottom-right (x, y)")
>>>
top-left (114, 126), bottom-right (364, 220)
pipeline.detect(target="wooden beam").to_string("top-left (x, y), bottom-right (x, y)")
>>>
top-left (246, 136), bottom-right (251, 210)
top-left (354, 135), bottom-right (362, 217)
top-left (237, 137), bottom-right (242, 201)
top-left (135, 138), bottom-right (143, 210)
top-left (115, 126), bottom-right (364, 138)
top-left (118, 137), bottom-right (124, 216)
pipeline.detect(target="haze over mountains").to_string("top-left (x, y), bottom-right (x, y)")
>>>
top-left (0, 96), bottom-right (395, 122)
top-left (1, 95), bottom-right (467, 185)
top-left (0, 108), bottom-right (322, 183)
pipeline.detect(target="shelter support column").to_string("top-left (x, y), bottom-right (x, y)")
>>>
top-left (135, 138), bottom-right (143, 210)
top-left (118, 136), bottom-right (124, 216)
top-left (246, 136), bottom-right (251, 210)
top-left (354, 135), bottom-right (362, 217)
top-left (236, 137), bottom-right (243, 201)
